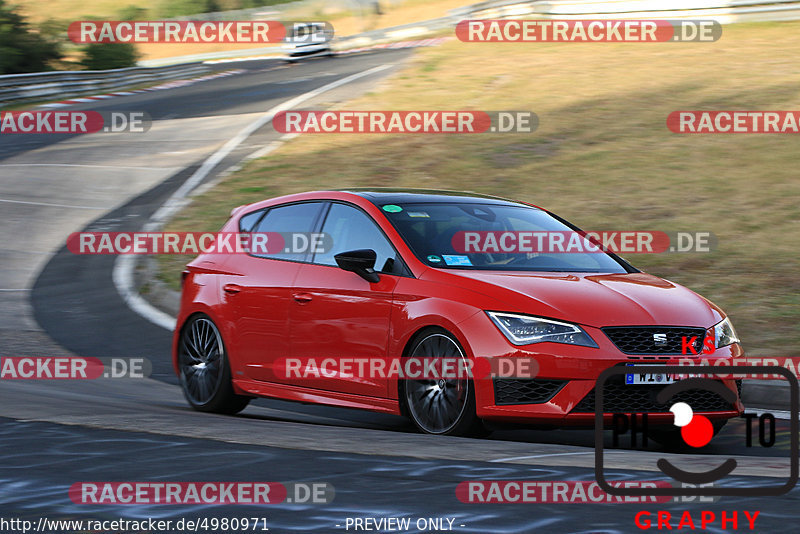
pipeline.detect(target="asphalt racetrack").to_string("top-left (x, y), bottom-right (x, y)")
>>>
top-left (1, 49), bottom-right (797, 533)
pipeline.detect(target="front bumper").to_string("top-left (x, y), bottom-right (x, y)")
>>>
top-left (456, 312), bottom-right (745, 426)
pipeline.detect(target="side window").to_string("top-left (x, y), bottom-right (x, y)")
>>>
top-left (314, 203), bottom-right (398, 273)
top-left (238, 209), bottom-right (265, 233)
top-left (253, 202), bottom-right (323, 260)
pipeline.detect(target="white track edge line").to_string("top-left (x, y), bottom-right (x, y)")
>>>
top-left (113, 64), bottom-right (392, 331)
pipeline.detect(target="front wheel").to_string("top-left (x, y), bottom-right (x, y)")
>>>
top-left (401, 329), bottom-right (486, 437)
top-left (178, 314), bottom-right (250, 414)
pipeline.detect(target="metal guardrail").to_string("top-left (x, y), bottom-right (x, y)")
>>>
top-left (0, 64), bottom-right (210, 108)
top-left (128, 0), bottom-right (800, 67)
top-left (468, 0), bottom-right (800, 22)
top-left (335, 0), bottom-right (800, 48)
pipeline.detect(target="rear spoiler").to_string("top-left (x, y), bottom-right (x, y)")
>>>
top-left (230, 204), bottom-right (249, 218)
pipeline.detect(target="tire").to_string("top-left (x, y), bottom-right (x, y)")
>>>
top-left (400, 328), bottom-right (486, 437)
top-left (178, 314), bottom-right (250, 414)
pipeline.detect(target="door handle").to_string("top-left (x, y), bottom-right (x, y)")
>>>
top-left (293, 293), bottom-right (313, 303)
top-left (223, 283), bottom-right (243, 294)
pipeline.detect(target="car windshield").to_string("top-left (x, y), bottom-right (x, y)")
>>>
top-left (381, 202), bottom-right (630, 272)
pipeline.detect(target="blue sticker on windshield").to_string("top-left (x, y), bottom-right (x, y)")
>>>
top-left (442, 255), bottom-right (472, 266)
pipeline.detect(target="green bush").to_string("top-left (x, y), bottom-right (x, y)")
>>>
top-left (158, 0), bottom-right (220, 18)
top-left (117, 5), bottom-right (148, 21)
top-left (0, 0), bottom-right (61, 74)
top-left (80, 42), bottom-right (139, 70)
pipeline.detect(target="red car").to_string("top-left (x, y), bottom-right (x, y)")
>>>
top-left (173, 190), bottom-right (743, 437)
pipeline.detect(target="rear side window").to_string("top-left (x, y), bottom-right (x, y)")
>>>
top-left (252, 202), bottom-right (323, 260)
top-left (238, 209), bottom-right (265, 233)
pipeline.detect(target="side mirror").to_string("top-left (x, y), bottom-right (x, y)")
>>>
top-left (334, 249), bottom-right (380, 283)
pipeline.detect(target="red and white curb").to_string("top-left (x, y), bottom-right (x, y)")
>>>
top-left (37, 69), bottom-right (245, 109)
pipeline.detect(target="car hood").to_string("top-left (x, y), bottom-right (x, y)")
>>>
top-left (438, 270), bottom-right (723, 328)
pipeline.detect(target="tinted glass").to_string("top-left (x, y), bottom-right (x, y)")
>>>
top-left (382, 202), bottom-right (628, 272)
top-left (253, 202), bottom-right (323, 260)
top-left (314, 203), bottom-right (398, 273)
top-left (238, 209), bottom-right (264, 233)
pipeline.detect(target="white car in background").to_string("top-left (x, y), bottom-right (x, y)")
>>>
top-left (283, 22), bottom-right (334, 62)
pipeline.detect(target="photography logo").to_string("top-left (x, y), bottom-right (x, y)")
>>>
top-left (594, 365), bottom-right (798, 497)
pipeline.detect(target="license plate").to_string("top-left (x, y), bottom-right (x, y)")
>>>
top-left (625, 365), bottom-right (676, 385)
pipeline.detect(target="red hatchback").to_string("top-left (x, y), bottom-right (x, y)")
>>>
top-left (173, 190), bottom-right (743, 437)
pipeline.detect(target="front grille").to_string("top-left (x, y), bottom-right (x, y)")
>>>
top-left (571, 380), bottom-right (737, 413)
top-left (494, 378), bottom-right (567, 405)
top-left (603, 326), bottom-right (707, 355)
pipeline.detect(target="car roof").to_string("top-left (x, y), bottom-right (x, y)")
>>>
top-left (338, 188), bottom-right (535, 208)
top-left (231, 189), bottom-right (544, 219)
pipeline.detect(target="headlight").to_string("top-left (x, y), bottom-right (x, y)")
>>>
top-left (486, 312), bottom-right (598, 347)
top-left (713, 317), bottom-right (740, 348)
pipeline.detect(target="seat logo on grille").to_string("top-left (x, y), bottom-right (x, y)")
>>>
top-left (653, 333), bottom-right (668, 346)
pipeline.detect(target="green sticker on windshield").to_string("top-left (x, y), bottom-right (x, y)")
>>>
top-left (382, 204), bottom-right (403, 213)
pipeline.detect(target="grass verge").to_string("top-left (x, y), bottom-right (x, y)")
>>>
top-left (158, 21), bottom-right (800, 355)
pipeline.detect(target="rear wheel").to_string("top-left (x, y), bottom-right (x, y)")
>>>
top-left (178, 314), bottom-right (250, 414)
top-left (401, 329), bottom-right (486, 437)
